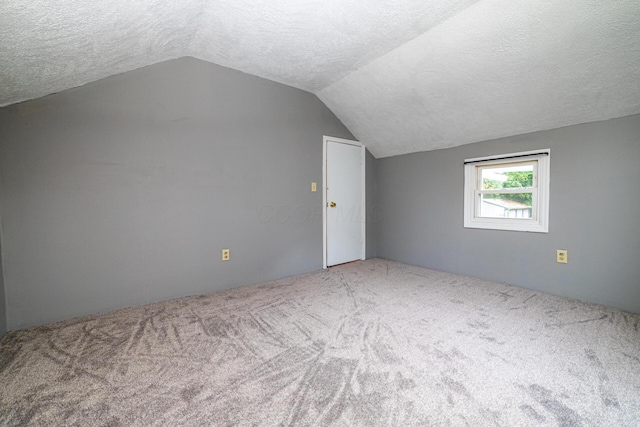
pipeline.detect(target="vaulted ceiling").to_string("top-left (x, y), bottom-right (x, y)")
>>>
top-left (1, 1), bottom-right (639, 157)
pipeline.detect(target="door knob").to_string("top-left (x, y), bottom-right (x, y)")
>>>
top-left (329, 201), bottom-right (337, 207)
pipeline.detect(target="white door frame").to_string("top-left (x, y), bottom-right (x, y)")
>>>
top-left (323, 135), bottom-right (366, 269)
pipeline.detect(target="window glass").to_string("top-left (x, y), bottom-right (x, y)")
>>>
top-left (478, 162), bottom-right (535, 219)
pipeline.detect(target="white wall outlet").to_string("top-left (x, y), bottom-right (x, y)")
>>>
top-left (222, 249), bottom-right (230, 261)
top-left (557, 249), bottom-right (567, 263)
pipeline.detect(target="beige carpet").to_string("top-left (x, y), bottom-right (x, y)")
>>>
top-left (1, 259), bottom-right (639, 426)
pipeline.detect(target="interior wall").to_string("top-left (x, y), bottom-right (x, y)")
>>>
top-left (366, 150), bottom-right (377, 259)
top-left (0, 231), bottom-right (6, 337)
top-left (0, 57), bottom-right (359, 330)
top-left (376, 114), bottom-right (640, 314)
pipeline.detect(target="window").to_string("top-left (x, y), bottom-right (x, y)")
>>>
top-left (464, 149), bottom-right (550, 232)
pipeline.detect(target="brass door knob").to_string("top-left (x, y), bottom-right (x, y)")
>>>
top-left (329, 201), bottom-right (337, 207)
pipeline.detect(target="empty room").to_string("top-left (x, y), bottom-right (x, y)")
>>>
top-left (1, 1), bottom-right (639, 426)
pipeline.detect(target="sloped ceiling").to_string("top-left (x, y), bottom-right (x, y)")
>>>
top-left (1, 0), bottom-right (639, 157)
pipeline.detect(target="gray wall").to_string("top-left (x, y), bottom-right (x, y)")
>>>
top-left (0, 230), bottom-right (6, 337)
top-left (376, 114), bottom-right (640, 314)
top-left (366, 150), bottom-right (377, 259)
top-left (0, 57), bottom-right (360, 330)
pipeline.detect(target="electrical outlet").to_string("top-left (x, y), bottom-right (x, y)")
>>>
top-left (557, 249), bottom-right (567, 264)
top-left (311, 182), bottom-right (317, 192)
top-left (222, 249), bottom-right (230, 261)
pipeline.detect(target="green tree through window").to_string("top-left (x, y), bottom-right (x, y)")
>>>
top-left (482, 171), bottom-right (533, 205)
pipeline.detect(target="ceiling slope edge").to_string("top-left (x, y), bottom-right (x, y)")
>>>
top-left (319, 0), bottom-right (640, 158)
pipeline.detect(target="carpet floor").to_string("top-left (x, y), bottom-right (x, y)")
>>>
top-left (0, 259), bottom-right (639, 426)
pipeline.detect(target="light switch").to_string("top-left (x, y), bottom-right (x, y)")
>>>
top-left (311, 182), bottom-right (317, 192)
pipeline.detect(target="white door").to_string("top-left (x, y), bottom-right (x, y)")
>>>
top-left (323, 136), bottom-right (365, 267)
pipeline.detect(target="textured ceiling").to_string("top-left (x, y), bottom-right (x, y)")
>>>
top-left (1, 0), bottom-right (639, 157)
top-left (319, 1), bottom-right (640, 157)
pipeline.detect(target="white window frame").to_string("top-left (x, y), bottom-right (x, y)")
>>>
top-left (464, 149), bottom-right (550, 233)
